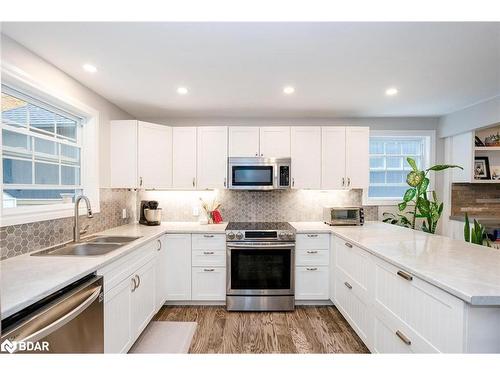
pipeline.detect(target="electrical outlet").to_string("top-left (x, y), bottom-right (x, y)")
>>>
top-left (192, 206), bottom-right (199, 217)
top-left (122, 208), bottom-right (127, 219)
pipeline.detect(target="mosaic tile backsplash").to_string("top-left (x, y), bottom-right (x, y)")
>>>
top-left (140, 189), bottom-right (378, 222)
top-left (0, 189), bottom-right (136, 260)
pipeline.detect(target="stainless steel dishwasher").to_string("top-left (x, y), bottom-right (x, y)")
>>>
top-left (1, 274), bottom-right (103, 354)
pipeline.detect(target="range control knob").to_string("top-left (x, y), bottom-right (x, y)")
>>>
top-left (227, 232), bottom-right (235, 240)
top-left (235, 232), bottom-right (244, 240)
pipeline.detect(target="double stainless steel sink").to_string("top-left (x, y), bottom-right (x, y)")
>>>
top-left (31, 236), bottom-right (142, 257)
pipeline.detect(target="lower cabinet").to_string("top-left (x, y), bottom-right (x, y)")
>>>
top-left (192, 267), bottom-right (226, 300)
top-left (165, 234), bottom-right (192, 301)
top-left (103, 253), bottom-right (156, 354)
top-left (295, 266), bottom-right (329, 300)
top-left (155, 236), bottom-right (168, 310)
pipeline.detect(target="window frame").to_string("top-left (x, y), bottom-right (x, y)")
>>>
top-left (1, 64), bottom-right (100, 226)
top-left (366, 130), bottom-right (436, 206)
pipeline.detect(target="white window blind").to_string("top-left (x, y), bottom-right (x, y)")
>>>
top-left (369, 136), bottom-right (429, 200)
top-left (1, 85), bottom-right (83, 209)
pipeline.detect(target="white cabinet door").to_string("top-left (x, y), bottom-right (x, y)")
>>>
top-left (172, 127), bottom-right (197, 188)
top-left (155, 236), bottom-right (167, 311)
top-left (290, 127), bottom-right (322, 189)
top-left (192, 267), bottom-right (226, 300)
top-left (110, 120), bottom-right (138, 188)
top-left (229, 127), bottom-right (260, 157)
top-left (345, 127), bottom-right (369, 190)
top-left (130, 258), bottom-right (156, 338)
top-left (259, 127), bottom-right (291, 157)
top-left (138, 121), bottom-right (172, 189)
top-left (165, 234), bottom-right (192, 301)
top-left (295, 266), bottom-right (329, 300)
top-left (321, 127), bottom-right (347, 189)
top-left (197, 126), bottom-right (228, 189)
top-left (104, 275), bottom-right (134, 353)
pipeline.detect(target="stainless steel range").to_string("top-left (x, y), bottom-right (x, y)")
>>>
top-left (226, 222), bottom-right (296, 311)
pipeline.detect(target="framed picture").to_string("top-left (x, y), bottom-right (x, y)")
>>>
top-left (474, 156), bottom-right (491, 180)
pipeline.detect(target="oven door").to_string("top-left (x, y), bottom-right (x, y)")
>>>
top-left (227, 242), bottom-right (295, 296)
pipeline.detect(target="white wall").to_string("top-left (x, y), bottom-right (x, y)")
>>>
top-left (438, 96), bottom-right (500, 138)
top-left (0, 34), bottom-right (134, 187)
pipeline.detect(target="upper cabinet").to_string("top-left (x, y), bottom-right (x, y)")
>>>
top-left (321, 126), bottom-right (369, 191)
top-left (172, 127), bottom-right (197, 189)
top-left (110, 120), bottom-right (172, 189)
top-left (229, 127), bottom-right (260, 157)
top-left (259, 127), bottom-right (291, 157)
top-left (228, 126), bottom-right (291, 157)
top-left (291, 127), bottom-right (322, 189)
top-left (197, 126), bottom-right (228, 189)
top-left (138, 122), bottom-right (172, 189)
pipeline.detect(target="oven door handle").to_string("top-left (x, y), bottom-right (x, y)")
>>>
top-left (227, 242), bottom-right (295, 249)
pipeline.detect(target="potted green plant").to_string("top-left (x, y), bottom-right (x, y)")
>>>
top-left (464, 213), bottom-right (491, 247)
top-left (383, 157), bottom-right (462, 234)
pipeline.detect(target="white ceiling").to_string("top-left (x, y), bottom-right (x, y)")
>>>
top-left (2, 22), bottom-right (499, 118)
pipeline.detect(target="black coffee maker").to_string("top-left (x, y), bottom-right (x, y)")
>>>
top-left (139, 200), bottom-right (162, 226)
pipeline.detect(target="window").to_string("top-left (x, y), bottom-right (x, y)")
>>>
top-left (368, 132), bottom-right (433, 201)
top-left (1, 86), bottom-right (83, 210)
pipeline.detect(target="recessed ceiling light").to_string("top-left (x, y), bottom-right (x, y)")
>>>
top-left (177, 87), bottom-right (189, 95)
top-left (385, 87), bottom-right (398, 96)
top-left (82, 64), bottom-right (97, 73)
top-left (283, 86), bottom-right (295, 95)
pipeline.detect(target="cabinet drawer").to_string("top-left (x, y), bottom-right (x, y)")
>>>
top-left (296, 233), bottom-right (330, 250)
top-left (192, 267), bottom-right (226, 300)
top-left (295, 266), bottom-right (329, 300)
top-left (372, 257), bottom-right (464, 353)
top-left (192, 233), bottom-right (226, 250)
top-left (192, 250), bottom-right (226, 267)
top-left (373, 313), bottom-right (413, 353)
top-left (296, 249), bottom-right (329, 266)
top-left (334, 236), bottom-right (370, 291)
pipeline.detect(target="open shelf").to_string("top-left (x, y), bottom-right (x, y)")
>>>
top-left (472, 179), bottom-right (500, 184)
top-left (475, 146), bottom-right (500, 151)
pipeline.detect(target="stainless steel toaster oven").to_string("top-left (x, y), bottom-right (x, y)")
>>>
top-left (323, 206), bottom-right (364, 226)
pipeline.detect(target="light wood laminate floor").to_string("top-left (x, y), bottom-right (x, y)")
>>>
top-left (154, 305), bottom-right (369, 354)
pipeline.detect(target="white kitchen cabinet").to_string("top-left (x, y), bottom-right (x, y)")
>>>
top-left (104, 275), bottom-right (134, 353)
top-left (321, 127), bottom-right (347, 189)
top-left (290, 127), bottom-right (322, 189)
top-left (138, 121), bottom-right (172, 189)
top-left (197, 126), bottom-right (228, 189)
top-left (130, 258), bottom-right (156, 338)
top-left (110, 120), bottom-right (138, 188)
top-left (229, 127), bottom-right (260, 157)
top-left (295, 266), bottom-right (329, 300)
top-left (192, 267), bottom-right (226, 300)
top-left (321, 126), bottom-right (369, 191)
top-left (172, 127), bottom-right (197, 189)
top-left (345, 127), bottom-right (369, 190)
top-left (259, 127), bottom-right (291, 157)
top-left (155, 236), bottom-right (167, 311)
top-left (165, 234), bottom-right (192, 301)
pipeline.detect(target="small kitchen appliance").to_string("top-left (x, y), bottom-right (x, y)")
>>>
top-left (226, 222), bottom-right (296, 311)
top-left (323, 206), bottom-right (364, 226)
top-left (228, 157), bottom-right (291, 190)
top-left (139, 200), bottom-right (162, 226)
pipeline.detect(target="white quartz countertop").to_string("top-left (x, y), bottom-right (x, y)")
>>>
top-left (0, 222), bottom-right (227, 319)
top-left (291, 221), bottom-right (500, 305)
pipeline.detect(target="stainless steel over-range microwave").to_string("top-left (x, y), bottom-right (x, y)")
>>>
top-left (228, 157), bottom-right (291, 190)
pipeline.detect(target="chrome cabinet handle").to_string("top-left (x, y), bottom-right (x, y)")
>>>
top-left (342, 177), bottom-right (345, 187)
top-left (224, 177), bottom-right (227, 188)
top-left (203, 268), bottom-right (215, 272)
top-left (397, 270), bottom-right (413, 281)
top-left (204, 234), bottom-right (214, 238)
top-left (135, 275), bottom-right (141, 289)
top-left (306, 267), bottom-right (318, 271)
top-left (292, 177), bottom-right (295, 187)
top-left (203, 251), bottom-right (214, 255)
top-left (345, 242), bottom-right (353, 248)
top-left (255, 152), bottom-right (258, 156)
top-left (396, 330), bottom-right (412, 345)
top-left (192, 177), bottom-right (196, 187)
top-left (347, 177), bottom-right (351, 187)
top-left (307, 234), bottom-right (318, 238)
top-left (139, 177), bottom-right (143, 187)
top-left (344, 281), bottom-right (352, 289)
top-left (131, 277), bottom-right (137, 292)
top-left (157, 239), bottom-right (162, 251)
top-left (306, 250), bottom-right (318, 254)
